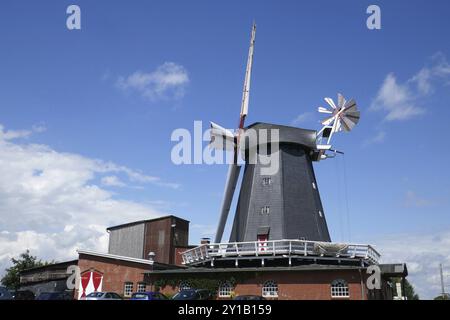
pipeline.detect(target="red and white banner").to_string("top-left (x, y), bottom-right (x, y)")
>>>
top-left (78, 270), bottom-right (103, 299)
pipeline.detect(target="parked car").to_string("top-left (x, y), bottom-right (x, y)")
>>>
top-left (172, 289), bottom-right (213, 300)
top-left (84, 292), bottom-right (123, 300)
top-left (0, 286), bottom-right (13, 300)
top-left (130, 292), bottom-right (168, 300)
top-left (234, 295), bottom-right (266, 300)
top-left (35, 292), bottom-right (73, 300)
top-left (12, 290), bottom-right (35, 300)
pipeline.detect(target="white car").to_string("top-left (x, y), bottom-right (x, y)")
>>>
top-left (84, 292), bottom-right (123, 300)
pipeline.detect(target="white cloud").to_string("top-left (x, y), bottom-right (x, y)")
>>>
top-left (370, 73), bottom-right (425, 121)
top-left (371, 52), bottom-right (450, 121)
top-left (0, 124), bottom-right (177, 277)
top-left (191, 224), bottom-right (216, 239)
top-left (117, 62), bottom-right (189, 101)
top-left (373, 229), bottom-right (450, 300)
top-left (291, 112), bottom-right (313, 126)
top-left (31, 124), bottom-right (47, 133)
top-left (363, 130), bottom-right (386, 147)
top-left (0, 125), bottom-right (32, 140)
top-left (101, 175), bottom-right (126, 187)
top-left (0, 123), bottom-right (47, 141)
top-left (403, 191), bottom-right (435, 208)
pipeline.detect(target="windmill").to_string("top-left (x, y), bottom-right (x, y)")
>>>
top-left (210, 24), bottom-right (361, 244)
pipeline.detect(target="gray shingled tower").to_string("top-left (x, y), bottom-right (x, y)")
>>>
top-left (229, 122), bottom-right (331, 243)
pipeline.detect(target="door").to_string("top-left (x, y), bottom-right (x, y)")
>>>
top-left (257, 234), bottom-right (268, 252)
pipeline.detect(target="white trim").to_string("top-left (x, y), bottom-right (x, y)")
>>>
top-left (77, 249), bottom-right (153, 265)
top-left (218, 282), bottom-right (233, 298)
top-left (262, 280), bottom-right (278, 298)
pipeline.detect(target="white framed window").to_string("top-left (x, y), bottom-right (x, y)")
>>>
top-left (124, 282), bottom-right (133, 297)
top-left (331, 279), bottom-right (349, 298)
top-left (262, 177), bottom-right (272, 186)
top-left (262, 280), bottom-right (278, 298)
top-left (179, 280), bottom-right (191, 291)
top-left (261, 206), bottom-right (270, 215)
top-left (137, 282), bottom-right (147, 293)
top-left (218, 281), bottom-right (233, 298)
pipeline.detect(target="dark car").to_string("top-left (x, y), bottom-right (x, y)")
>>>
top-left (0, 286), bottom-right (13, 300)
top-left (234, 295), bottom-right (266, 300)
top-left (172, 289), bottom-right (213, 300)
top-left (13, 290), bottom-right (35, 300)
top-left (35, 292), bottom-right (73, 300)
top-left (84, 292), bottom-right (123, 300)
top-left (130, 292), bottom-right (168, 300)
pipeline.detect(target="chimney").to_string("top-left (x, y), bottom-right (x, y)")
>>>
top-left (148, 252), bottom-right (156, 266)
top-left (200, 238), bottom-right (211, 245)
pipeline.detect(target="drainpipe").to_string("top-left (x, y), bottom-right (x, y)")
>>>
top-left (359, 269), bottom-right (365, 300)
top-left (148, 252), bottom-right (155, 291)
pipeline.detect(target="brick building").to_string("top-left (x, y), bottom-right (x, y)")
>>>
top-left (19, 214), bottom-right (408, 300)
top-left (19, 260), bottom-right (78, 298)
top-left (74, 214), bottom-right (407, 300)
top-left (75, 250), bottom-right (180, 299)
top-left (144, 264), bottom-right (407, 300)
top-left (74, 215), bottom-right (191, 299)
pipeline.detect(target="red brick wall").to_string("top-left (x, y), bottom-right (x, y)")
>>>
top-left (148, 269), bottom-right (370, 300)
top-left (76, 254), bottom-right (375, 300)
top-left (173, 246), bottom-right (196, 266)
top-left (76, 254), bottom-right (149, 299)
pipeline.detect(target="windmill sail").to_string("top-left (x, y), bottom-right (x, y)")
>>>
top-left (212, 23), bottom-right (256, 243)
top-left (240, 22), bottom-right (256, 119)
top-left (214, 164), bottom-right (241, 243)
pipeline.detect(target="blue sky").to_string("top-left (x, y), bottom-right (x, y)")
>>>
top-left (1, 0), bottom-right (450, 299)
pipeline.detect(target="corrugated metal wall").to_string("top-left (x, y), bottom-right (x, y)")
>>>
top-left (108, 223), bottom-right (145, 259)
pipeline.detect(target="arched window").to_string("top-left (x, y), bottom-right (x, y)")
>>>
top-left (262, 280), bottom-right (278, 298)
top-left (179, 280), bottom-right (191, 291)
top-left (331, 279), bottom-right (349, 298)
top-left (218, 281), bottom-right (233, 298)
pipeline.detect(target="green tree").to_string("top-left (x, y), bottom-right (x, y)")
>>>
top-left (392, 278), bottom-right (419, 300)
top-left (1, 250), bottom-right (51, 290)
top-left (434, 294), bottom-right (449, 300)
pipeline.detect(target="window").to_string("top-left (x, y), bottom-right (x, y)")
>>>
top-left (158, 230), bottom-right (165, 246)
top-left (312, 182), bottom-right (317, 189)
top-left (137, 282), bottom-right (147, 293)
top-left (218, 281), bottom-right (233, 298)
top-left (124, 282), bottom-right (133, 298)
top-left (262, 177), bottom-right (272, 186)
top-left (261, 206), bottom-right (270, 215)
top-left (318, 210), bottom-right (323, 218)
top-left (179, 281), bottom-right (191, 291)
top-left (262, 280), bottom-right (278, 298)
top-left (331, 279), bottom-right (349, 298)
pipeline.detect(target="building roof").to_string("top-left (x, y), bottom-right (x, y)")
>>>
top-left (77, 249), bottom-right (183, 270)
top-left (20, 259), bottom-right (78, 275)
top-left (244, 122), bottom-right (317, 150)
top-left (106, 215), bottom-right (190, 231)
top-left (379, 263), bottom-right (408, 277)
top-left (144, 264), bottom-right (365, 275)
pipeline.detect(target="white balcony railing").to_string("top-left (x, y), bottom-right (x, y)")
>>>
top-left (181, 239), bottom-right (380, 266)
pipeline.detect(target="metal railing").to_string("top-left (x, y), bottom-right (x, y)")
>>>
top-left (181, 239), bottom-right (380, 266)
